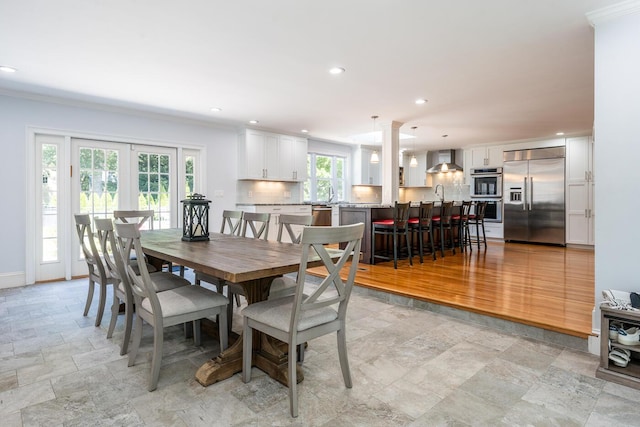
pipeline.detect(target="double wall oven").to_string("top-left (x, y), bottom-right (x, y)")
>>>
top-left (470, 167), bottom-right (503, 223)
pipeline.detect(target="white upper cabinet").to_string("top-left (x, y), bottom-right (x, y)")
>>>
top-left (464, 145), bottom-right (503, 184)
top-left (566, 136), bottom-right (595, 245)
top-left (469, 145), bottom-right (503, 168)
top-left (238, 130), bottom-right (307, 181)
top-left (354, 147), bottom-right (381, 185)
top-left (277, 135), bottom-right (308, 181)
top-left (403, 152), bottom-right (428, 186)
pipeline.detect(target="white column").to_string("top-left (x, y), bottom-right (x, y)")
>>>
top-left (379, 120), bottom-right (403, 205)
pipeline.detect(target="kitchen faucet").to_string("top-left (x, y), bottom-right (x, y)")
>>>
top-left (435, 184), bottom-right (445, 202)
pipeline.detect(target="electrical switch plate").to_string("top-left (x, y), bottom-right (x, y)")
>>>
top-left (248, 191), bottom-right (253, 198)
top-left (284, 191), bottom-right (291, 198)
top-left (214, 190), bottom-right (224, 197)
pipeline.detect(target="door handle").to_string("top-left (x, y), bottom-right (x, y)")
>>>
top-left (523, 177), bottom-right (527, 211)
top-left (529, 177), bottom-right (533, 211)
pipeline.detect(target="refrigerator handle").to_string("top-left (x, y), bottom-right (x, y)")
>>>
top-left (523, 177), bottom-right (527, 211)
top-left (529, 177), bottom-right (533, 211)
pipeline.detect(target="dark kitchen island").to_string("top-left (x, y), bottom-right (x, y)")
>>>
top-left (339, 204), bottom-right (419, 264)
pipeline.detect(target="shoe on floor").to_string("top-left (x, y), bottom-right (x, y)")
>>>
top-left (617, 327), bottom-right (640, 345)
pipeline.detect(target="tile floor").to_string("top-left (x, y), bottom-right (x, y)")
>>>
top-left (1, 273), bottom-right (639, 426)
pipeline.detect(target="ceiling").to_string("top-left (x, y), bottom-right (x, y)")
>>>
top-left (0, 0), bottom-right (619, 151)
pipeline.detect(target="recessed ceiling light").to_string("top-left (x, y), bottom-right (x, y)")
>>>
top-left (329, 67), bottom-right (345, 75)
top-left (210, 107), bottom-right (222, 112)
top-left (442, 134), bottom-right (448, 138)
top-left (301, 129), bottom-right (309, 133)
top-left (556, 132), bottom-right (565, 136)
top-left (415, 98), bottom-right (427, 105)
top-left (0, 66), bottom-right (17, 73)
top-left (249, 120), bottom-right (259, 124)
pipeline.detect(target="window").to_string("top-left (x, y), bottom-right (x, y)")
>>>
top-left (305, 153), bottom-right (345, 202)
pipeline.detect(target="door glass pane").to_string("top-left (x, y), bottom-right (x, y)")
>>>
top-left (138, 152), bottom-right (172, 229)
top-left (79, 147), bottom-right (119, 218)
top-left (41, 144), bottom-right (58, 262)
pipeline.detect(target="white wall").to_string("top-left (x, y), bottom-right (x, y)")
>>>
top-left (591, 7), bottom-right (640, 333)
top-left (0, 92), bottom-right (240, 285)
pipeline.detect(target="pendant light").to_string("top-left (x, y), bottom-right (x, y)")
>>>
top-left (370, 115), bottom-right (379, 164)
top-left (409, 126), bottom-right (418, 167)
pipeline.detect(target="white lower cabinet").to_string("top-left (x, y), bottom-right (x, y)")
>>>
top-left (468, 222), bottom-right (503, 240)
top-left (238, 205), bottom-right (311, 242)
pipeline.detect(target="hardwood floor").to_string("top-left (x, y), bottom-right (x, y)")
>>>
top-left (309, 240), bottom-right (595, 339)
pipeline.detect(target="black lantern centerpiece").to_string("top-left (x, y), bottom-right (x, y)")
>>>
top-left (181, 193), bottom-right (211, 241)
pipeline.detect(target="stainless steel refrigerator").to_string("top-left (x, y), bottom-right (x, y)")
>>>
top-left (503, 146), bottom-right (565, 245)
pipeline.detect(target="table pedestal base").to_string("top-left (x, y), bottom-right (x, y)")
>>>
top-left (195, 277), bottom-right (303, 387)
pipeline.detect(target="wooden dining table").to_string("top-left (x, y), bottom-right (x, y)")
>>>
top-left (139, 228), bottom-right (335, 387)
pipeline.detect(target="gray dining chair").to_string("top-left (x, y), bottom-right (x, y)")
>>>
top-left (240, 212), bottom-right (271, 240)
top-left (268, 214), bottom-right (314, 299)
top-left (114, 222), bottom-right (229, 392)
top-left (114, 209), bottom-right (184, 275)
top-left (95, 218), bottom-right (191, 355)
top-left (74, 214), bottom-right (118, 327)
top-left (195, 209), bottom-right (243, 294)
top-left (226, 213), bottom-right (311, 334)
top-left (195, 210), bottom-right (244, 315)
top-left (242, 222), bottom-right (364, 417)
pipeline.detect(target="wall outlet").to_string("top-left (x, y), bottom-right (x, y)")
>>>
top-left (248, 191), bottom-right (253, 198)
top-left (284, 191), bottom-right (291, 198)
top-left (214, 190), bottom-right (224, 198)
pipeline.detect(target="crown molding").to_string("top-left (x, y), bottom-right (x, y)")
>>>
top-left (0, 86), bottom-right (242, 132)
top-left (586, 0), bottom-right (640, 27)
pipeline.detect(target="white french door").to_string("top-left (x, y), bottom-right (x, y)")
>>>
top-left (70, 139), bottom-right (131, 276)
top-left (131, 145), bottom-right (178, 230)
top-left (33, 134), bottom-right (186, 282)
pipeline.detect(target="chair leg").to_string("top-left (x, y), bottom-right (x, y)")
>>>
top-left (149, 324), bottom-right (164, 391)
top-left (289, 341), bottom-right (298, 417)
top-left (128, 315), bottom-right (143, 367)
top-left (193, 319), bottom-right (201, 346)
top-left (417, 228), bottom-right (424, 263)
top-left (106, 288), bottom-right (119, 339)
top-left (121, 298), bottom-right (133, 355)
top-left (337, 326), bottom-right (352, 388)
top-left (242, 322), bottom-right (252, 383)
top-left (481, 221), bottom-right (487, 249)
top-left (83, 279), bottom-right (95, 316)
top-left (429, 228), bottom-right (436, 260)
top-left (405, 231), bottom-right (412, 266)
top-left (450, 226), bottom-right (456, 255)
top-left (95, 283), bottom-right (107, 327)
top-left (439, 223), bottom-right (445, 257)
top-left (392, 231), bottom-right (398, 269)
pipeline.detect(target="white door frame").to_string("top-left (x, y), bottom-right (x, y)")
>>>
top-left (25, 127), bottom-right (206, 285)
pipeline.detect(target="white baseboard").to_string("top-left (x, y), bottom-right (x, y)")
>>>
top-left (0, 272), bottom-right (27, 289)
top-left (588, 332), bottom-right (600, 356)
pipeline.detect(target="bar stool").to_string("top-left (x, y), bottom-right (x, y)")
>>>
top-left (409, 202), bottom-right (436, 262)
top-left (458, 201), bottom-right (473, 252)
top-left (432, 201), bottom-right (456, 257)
top-left (372, 202), bottom-right (412, 269)
top-left (469, 201), bottom-right (488, 249)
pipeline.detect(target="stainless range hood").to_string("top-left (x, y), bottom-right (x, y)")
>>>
top-left (426, 150), bottom-right (463, 173)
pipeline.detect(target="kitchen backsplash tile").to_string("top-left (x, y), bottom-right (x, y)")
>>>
top-left (351, 185), bottom-right (382, 204)
top-left (236, 180), bottom-right (302, 204)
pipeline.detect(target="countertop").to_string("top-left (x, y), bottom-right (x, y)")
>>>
top-left (235, 203), bottom-right (309, 206)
